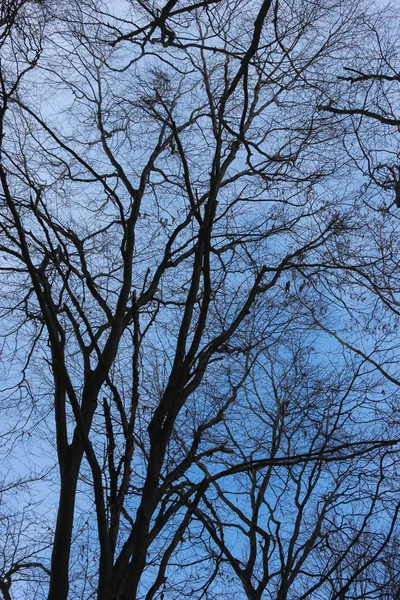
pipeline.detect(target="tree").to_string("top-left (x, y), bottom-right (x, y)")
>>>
top-left (1, 1), bottom-right (400, 599)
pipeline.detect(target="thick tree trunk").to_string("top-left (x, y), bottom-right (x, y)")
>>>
top-left (47, 446), bottom-right (82, 600)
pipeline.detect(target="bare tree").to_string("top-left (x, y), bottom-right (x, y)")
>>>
top-left (183, 339), bottom-right (400, 599)
top-left (1, 1), bottom-right (400, 600)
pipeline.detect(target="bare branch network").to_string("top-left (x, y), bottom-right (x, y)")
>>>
top-left (1, 1), bottom-right (400, 599)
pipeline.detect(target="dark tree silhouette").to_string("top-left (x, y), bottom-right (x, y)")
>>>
top-left (1, 1), bottom-right (400, 599)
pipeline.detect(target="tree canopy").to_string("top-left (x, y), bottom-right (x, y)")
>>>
top-left (1, 1), bottom-right (400, 599)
